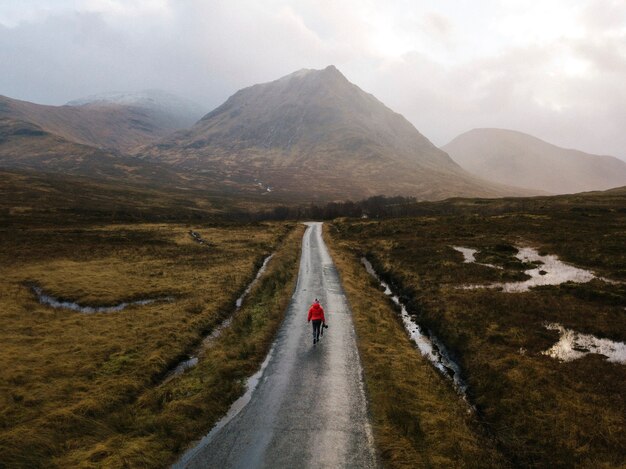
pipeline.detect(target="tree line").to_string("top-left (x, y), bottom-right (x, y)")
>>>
top-left (249, 195), bottom-right (424, 221)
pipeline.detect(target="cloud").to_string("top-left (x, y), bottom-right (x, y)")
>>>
top-left (0, 0), bottom-right (625, 159)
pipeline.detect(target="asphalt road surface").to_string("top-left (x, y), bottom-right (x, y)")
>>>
top-left (175, 222), bottom-right (378, 469)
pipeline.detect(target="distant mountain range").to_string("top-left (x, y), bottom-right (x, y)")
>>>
top-left (1, 69), bottom-right (624, 203)
top-left (0, 90), bottom-right (203, 153)
top-left (66, 89), bottom-right (205, 130)
top-left (136, 66), bottom-right (526, 200)
top-left (0, 117), bottom-right (187, 184)
top-left (443, 128), bottom-right (626, 194)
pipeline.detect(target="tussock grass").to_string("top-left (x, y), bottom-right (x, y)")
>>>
top-left (330, 192), bottom-right (626, 468)
top-left (0, 221), bottom-right (299, 468)
top-left (57, 223), bottom-right (305, 468)
top-left (325, 225), bottom-right (507, 468)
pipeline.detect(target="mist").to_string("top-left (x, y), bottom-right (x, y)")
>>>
top-left (1, 0), bottom-right (625, 159)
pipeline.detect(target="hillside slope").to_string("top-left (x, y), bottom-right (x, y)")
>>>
top-left (0, 91), bottom-right (202, 153)
top-left (443, 128), bottom-right (626, 194)
top-left (66, 89), bottom-right (205, 130)
top-left (138, 66), bottom-right (531, 201)
top-left (0, 117), bottom-right (186, 183)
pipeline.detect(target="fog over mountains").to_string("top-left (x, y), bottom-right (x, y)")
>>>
top-left (66, 90), bottom-right (205, 130)
top-left (444, 128), bottom-right (626, 194)
top-left (1, 65), bottom-right (624, 202)
top-left (0, 91), bottom-right (202, 153)
top-left (138, 66), bottom-right (524, 200)
top-left (0, 117), bottom-right (191, 185)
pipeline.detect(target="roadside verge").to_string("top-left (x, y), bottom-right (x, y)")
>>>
top-left (325, 223), bottom-right (507, 468)
top-left (59, 224), bottom-right (306, 468)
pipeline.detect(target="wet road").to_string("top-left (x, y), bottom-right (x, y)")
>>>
top-left (174, 222), bottom-right (378, 469)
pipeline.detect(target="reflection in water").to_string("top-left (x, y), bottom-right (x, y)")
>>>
top-left (235, 254), bottom-right (274, 308)
top-left (542, 323), bottom-right (626, 364)
top-left (362, 258), bottom-right (469, 398)
top-left (172, 343), bottom-right (276, 468)
top-left (164, 253), bottom-right (274, 382)
top-left (460, 246), bottom-right (604, 292)
top-left (452, 246), bottom-right (478, 263)
top-left (31, 285), bottom-right (173, 313)
top-left (169, 357), bottom-right (199, 376)
top-left (452, 246), bottom-right (501, 269)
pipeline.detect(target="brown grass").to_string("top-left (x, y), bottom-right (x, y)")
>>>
top-left (329, 194), bottom-right (626, 468)
top-left (0, 221), bottom-right (300, 468)
top-left (325, 224), bottom-right (508, 468)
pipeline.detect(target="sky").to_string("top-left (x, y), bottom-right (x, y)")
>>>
top-left (1, 0), bottom-right (625, 159)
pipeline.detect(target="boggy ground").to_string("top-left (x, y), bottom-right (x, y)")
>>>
top-left (326, 228), bottom-right (507, 468)
top-left (330, 193), bottom-right (626, 468)
top-left (0, 220), bottom-right (300, 467)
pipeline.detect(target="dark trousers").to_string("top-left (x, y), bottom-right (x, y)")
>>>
top-left (312, 319), bottom-right (322, 341)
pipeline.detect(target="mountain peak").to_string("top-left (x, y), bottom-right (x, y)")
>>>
top-left (322, 64), bottom-right (340, 74)
top-left (276, 65), bottom-right (346, 83)
top-left (137, 66), bottom-right (523, 201)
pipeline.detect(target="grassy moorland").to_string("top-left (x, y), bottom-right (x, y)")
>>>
top-left (0, 218), bottom-right (301, 468)
top-left (326, 227), bottom-right (508, 468)
top-left (329, 189), bottom-right (626, 468)
top-left (0, 168), bottom-right (276, 228)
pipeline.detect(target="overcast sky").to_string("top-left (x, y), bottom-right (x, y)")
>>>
top-left (1, 0), bottom-right (625, 159)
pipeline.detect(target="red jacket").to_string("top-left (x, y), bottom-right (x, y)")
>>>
top-left (308, 302), bottom-right (325, 322)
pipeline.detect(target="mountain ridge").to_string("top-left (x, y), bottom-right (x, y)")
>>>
top-left (0, 90), bottom-right (202, 153)
top-left (443, 128), bottom-right (626, 194)
top-left (138, 66), bottom-right (532, 201)
top-left (0, 117), bottom-right (188, 183)
top-left (66, 89), bottom-right (205, 129)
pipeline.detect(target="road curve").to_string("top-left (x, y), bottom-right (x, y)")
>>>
top-left (174, 222), bottom-right (378, 469)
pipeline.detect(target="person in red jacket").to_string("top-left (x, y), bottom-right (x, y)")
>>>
top-left (307, 298), bottom-right (326, 345)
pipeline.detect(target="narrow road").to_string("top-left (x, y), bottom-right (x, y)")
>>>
top-left (175, 222), bottom-right (378, 469)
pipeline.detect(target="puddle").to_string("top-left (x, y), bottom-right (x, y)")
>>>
top-left (362, 258), bottom-right (468, 397)
top-left (542, 323), bottom-right (626, 364)
top-left (462, 247), bottom-right (604, 292)
top-left (452, 246), bottom-right (501, 269)
top-left (189, 230), bottom-right (211, 246)
top-left (31, 286), bottom-right (173, 313)
top-left (452, 246), bottom-right (478, 263)
top-left (163, 254), bottom-right (274, 382)
top-left (172, 342), bottom-right (276, 468)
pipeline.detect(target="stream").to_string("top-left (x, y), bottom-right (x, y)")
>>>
top-left (361, 258), bottom-right (469, 398)
top-left (189, 230), bottom-right (211, 246)
top-left (172, 342), bottom-right (277, 468)
top-left (164, 254), bottom-right (274, 381)
top-left (542, 323), bottom-right (626, 364)
top-left (31, 285), bottom-right (173, 313)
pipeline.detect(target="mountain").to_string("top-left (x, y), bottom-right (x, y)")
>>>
top-left (66, 89), bottom-right (205, 130)
top-left (138, 66), bottom-right (531, 201)
top-left (0, 117), bottom-right (186, 183)
top-left (0, 117), bottom-right (292, 205)
top-left (0, 90), bottom-right (203, 153)
top-left (443, 128), bottom-right (626, 194)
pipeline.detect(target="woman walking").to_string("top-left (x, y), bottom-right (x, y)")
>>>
top-left (307, 298), bottom-right (326, 345)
